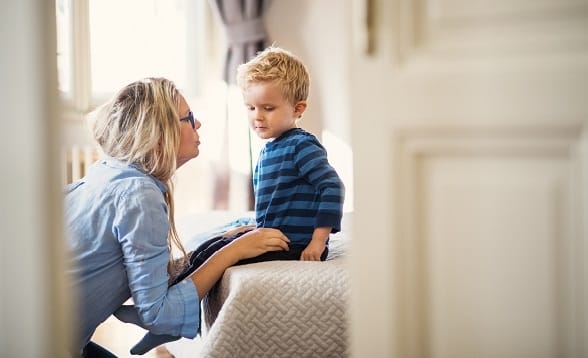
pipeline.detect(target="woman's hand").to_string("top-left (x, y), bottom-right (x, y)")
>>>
top-left (190, 228), bottom-right (289, 298)
top-left (225, 228), bottom-right (290, 261)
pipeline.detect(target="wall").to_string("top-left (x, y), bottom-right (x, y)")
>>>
top-left (265, 0), bottom-right (354, 211)
top-left (0, 0), bottom-right (70, 356)
top-left (266, 0), bottom-right (352, 144)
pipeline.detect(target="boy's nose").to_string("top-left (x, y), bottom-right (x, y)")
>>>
top-left (253, 110), bottom-right (264, 121)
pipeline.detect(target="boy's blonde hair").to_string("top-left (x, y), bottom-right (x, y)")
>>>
top-left (236, 46), bottom-right (309, 105)
top-left (90, 77), bottom-right (188, 277)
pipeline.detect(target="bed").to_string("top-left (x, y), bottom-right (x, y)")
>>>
top-left (175, 211), bottom-right (351, 358)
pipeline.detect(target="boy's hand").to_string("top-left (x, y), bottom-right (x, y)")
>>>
top-left (300, 239), bottom-right (326, 261)
top-left (301, 227), bottom-right (331, 261)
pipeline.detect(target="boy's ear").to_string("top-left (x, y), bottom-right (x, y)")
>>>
top-left (294, 100), bottom-right (307, 117)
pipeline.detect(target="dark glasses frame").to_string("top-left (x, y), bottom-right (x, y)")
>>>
top-left (180, 111), bottom-right (195, 129)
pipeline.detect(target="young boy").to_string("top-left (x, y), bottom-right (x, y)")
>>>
top-left (117, 46), bottom-right (344, 355)
top-left (237, 45), bottom-right (345, 261)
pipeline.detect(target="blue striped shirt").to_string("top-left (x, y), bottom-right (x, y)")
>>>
top-left (253, 128), bottom-right (345, 245)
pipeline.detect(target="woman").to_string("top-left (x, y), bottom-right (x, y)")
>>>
top-left (64, 78), bottom-right (290, 357)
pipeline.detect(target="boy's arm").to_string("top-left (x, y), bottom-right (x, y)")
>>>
top-left (295, 139), bottom-right (345, 232)
top-left (300, 226), bottom-right (331, 261)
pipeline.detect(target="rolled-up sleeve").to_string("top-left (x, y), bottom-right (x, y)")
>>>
top-left (115, 182), bottom-right (200, 338)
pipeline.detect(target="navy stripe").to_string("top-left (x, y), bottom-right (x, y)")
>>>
top-left (258, 192), bottom-right (317, 206)
top-left (259, 168), bottom-right (299, 181)
top-left (263, 208), bottom-right (341, 222)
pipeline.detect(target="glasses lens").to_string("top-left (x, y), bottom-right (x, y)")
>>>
top-left (187, 112), bottom-right (195, 129)
top-left (181, 112), bottom-right (195, 129)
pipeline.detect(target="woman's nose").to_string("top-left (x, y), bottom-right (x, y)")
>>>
top-left (194, 119), bottom-right (202, 130)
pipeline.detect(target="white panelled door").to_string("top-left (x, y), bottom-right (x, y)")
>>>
top-left (350, 0), bottom-right (588, 357)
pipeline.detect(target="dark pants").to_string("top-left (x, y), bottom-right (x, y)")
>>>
top-left (171, 231), bottom-right (328, 285)
top-left (81, 341), bottom-right (117, 358)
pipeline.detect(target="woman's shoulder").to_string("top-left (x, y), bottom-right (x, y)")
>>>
top-left (86, 159), bottom-right (166, 197)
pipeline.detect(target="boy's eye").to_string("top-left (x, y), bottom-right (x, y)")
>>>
top-left (244, 105), bottom-right (274, 111)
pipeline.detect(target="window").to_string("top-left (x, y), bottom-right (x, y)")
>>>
top-left (90, 0), bottom-right (202, 100)
top-left (56, 0), bottom-right (73, 96)
top-left (56, 0), bottom-right (212, 112)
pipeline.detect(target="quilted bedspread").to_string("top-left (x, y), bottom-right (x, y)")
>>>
top-left (201, 253), bottom-right (349, 357)
top-left (177, 211), bottom-right (351, 358)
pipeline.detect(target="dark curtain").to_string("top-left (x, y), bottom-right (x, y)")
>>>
top-left (208, 0), bottom-right (271, 209)
top-left (209, 0), bottom-right (271, 84)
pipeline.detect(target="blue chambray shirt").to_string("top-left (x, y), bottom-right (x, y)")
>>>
top-left (64, 158), bottom-right (199, 354)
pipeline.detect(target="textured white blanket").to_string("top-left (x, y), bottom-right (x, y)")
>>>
top-left (201, 254), bottom-right (349, 357)
top-left (176, 211), bottom-right (351, 357)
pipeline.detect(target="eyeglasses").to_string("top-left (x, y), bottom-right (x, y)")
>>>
top-left (180, 111), bottom-right (195, 129)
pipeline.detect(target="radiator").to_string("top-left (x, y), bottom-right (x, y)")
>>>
top-left (62, 145), bottom-right (100, 184)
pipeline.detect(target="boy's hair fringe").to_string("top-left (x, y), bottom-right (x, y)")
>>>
top-left (236, 46), bottom-right (310, 105)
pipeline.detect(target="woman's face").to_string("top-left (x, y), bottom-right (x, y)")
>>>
top-left (176, 94), bottom-right (201, 168)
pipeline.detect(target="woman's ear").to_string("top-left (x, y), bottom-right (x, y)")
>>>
top-left (294, 100), bottom-right (307, 118)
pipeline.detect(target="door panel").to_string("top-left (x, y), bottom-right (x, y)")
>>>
top-left (350, 0), bottom-right (588, 357)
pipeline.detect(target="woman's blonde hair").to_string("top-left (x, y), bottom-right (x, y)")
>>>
top-left (91, 77), bottom-right (188, 277)
top-left (236, 46), bottom-right (309, 105)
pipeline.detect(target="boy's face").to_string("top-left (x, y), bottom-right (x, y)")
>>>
top-left (242, 81), bottom-right (306, 140)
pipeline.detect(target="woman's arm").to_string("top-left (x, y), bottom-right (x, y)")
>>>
top-left (190, 227), bottom-right (289, 297)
